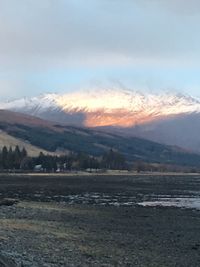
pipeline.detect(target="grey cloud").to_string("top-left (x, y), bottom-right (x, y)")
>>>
top-left (0, 0), bottom-right (199, 71)
top-left (137, 0), bottom-right (200, 15)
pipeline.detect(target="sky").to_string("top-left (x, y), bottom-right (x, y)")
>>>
top-left (0, 0), bottom-right (200, 99)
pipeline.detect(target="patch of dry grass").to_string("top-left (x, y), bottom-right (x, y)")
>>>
top-left (0, 218), bottom-right (82, 240)
top-left (17, 201), bottom-right (111, 217)
top-left (0, 131), bottom-right (52, 157)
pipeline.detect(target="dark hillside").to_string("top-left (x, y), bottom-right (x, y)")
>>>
top-left (0, 120), bottom-right (199, 167)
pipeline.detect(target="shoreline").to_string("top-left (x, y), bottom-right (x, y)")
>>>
top-left (1, 171), bottom-right (200, 177)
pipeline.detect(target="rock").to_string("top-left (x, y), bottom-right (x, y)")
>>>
top-left (0, 199), bottom-right (19, 206)
top-left (191, 243), bottom-right (200, 250)
top-left (0, 254), bottom-right (17, 267)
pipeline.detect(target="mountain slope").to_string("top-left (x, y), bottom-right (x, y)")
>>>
top-left (124, 113), bottom-right (200, 153)
top-left (0, 110), bottom-right (200, 167)
top-left (0, 131), bottom-right (52, 157)
top-left (1, 89), bottom-right (200, 152)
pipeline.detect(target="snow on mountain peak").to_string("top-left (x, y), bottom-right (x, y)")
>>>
top-left (55, 88), bottom-right (200, 115)
top-left (1, 88), bottom-right (200, 127)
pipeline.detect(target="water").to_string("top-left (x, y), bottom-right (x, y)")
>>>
top-left (15, 189), bottom-right (200, 210)
top-left (137, 195), bottom-right (200, 210)
top-left (24, 191), bottom-right (200, 209)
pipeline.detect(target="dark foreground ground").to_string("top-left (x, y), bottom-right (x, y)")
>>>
top-left (0, 174), bottom-right (200, 266)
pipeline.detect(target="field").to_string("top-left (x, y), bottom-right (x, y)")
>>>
top-left (0, 174), bottom-right (200, 266)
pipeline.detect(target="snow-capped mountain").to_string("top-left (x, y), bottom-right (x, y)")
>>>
top-left (1, 88), bottom-right (200, 127)
top-left (1, 88), bottom-right (200, 152)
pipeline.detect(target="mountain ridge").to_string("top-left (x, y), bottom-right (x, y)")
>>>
top-left (1, 88), bottom-right (200, 152)
top-left (0, 109), bottom-right (199, 168)
top-left (2, 89), bottom-right (200, 126)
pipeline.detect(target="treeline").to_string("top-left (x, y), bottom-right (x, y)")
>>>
top-left (0, 146), bottom-right (197, 173)
top-left (0, 146), bottom-right (27, 170)
top-left (33, 149), bottom-right (127, 172)
top-left (133, 160), bottom-right (199, 173)
top-left (0, 146), bottom-right (126, 172)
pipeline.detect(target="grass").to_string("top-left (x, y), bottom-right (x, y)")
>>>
top-left (0, 131), bottom-right (52, 157)
top-left (0, 217), bottom-right (82, 240)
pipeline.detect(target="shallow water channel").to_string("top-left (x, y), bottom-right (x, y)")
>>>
top-left (29, 191), bottom-right (200, 210)
top-left (137, 195), bottom-right (200, 210)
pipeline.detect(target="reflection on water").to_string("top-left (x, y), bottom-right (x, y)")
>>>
top-left (138, 196), bottom-right (200, 210)
top-left (20, 190), bottom-right (200, 210)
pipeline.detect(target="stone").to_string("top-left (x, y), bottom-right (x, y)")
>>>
top-left (0, 254), bottom-right (17, 267)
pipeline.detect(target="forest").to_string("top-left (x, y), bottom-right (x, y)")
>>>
top-left (0, 146), bottom-right (126, 172)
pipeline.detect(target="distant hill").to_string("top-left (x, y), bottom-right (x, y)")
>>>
top-left (0, 110), bottom-right (200, 167)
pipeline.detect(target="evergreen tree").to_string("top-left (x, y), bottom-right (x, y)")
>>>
top-left (21, 147), bottom-right (27, 158)
top-left (13, 145), bottom-right (22, 169)
top-left (7, 147), bottom-right (14, 169)
top-left (2, 146), bottom-right (8, 169)
top-left (102, 149), bottom-right (126, 170)
top-left (77, 153), bottom-right (90, 170)
top-left (20, 157), bottom-right (34, 170)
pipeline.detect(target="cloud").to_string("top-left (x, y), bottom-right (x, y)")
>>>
top-left (137, 0), bottom-right (200, 15)
top-left (0, 0), bottom-right (200, 97)
top-left (0, 0), bottom-right (199, 70)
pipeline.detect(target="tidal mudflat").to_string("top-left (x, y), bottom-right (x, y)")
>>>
top-left (0, 174), bottom-right (200, 266)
